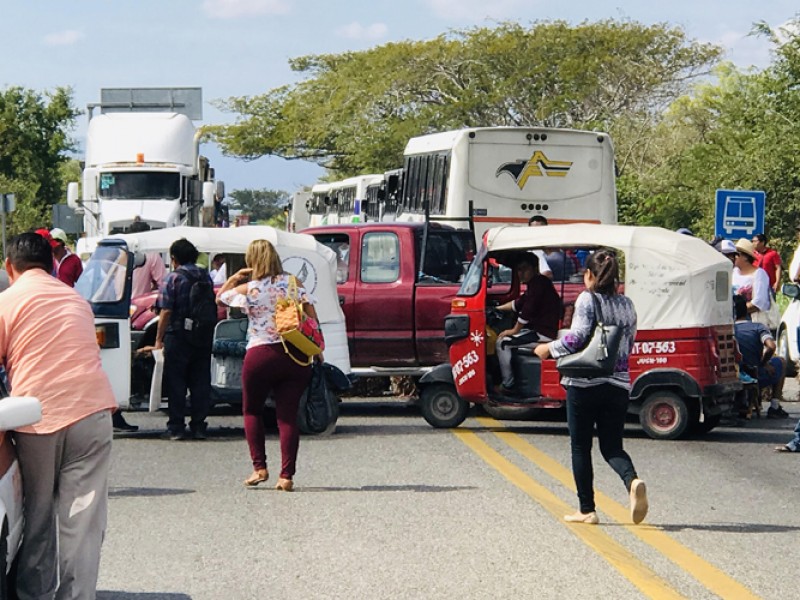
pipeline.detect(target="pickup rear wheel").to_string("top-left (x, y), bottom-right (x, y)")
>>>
top-left (639, 391), bottom-right (691, 440)
top-left (421, 384), bottom-right (468, 428)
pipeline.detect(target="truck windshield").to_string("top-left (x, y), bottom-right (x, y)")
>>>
top-left (75, 246), bottom-right (129, 303)
top-left (98, 172), bottom-right (180, 200)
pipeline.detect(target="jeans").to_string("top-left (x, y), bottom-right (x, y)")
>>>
top-left (497, 329), bottom-right (549, 388)
top-left (787, 419), bottom-right (800, 451)
top-left (566, 383), bottom-right (638, 513)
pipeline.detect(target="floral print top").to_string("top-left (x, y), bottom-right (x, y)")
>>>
top-left (218, 273), bottom-right (314, 349)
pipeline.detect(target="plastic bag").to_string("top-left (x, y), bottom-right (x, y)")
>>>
top-left (298, 362), bottom-right (339, 434)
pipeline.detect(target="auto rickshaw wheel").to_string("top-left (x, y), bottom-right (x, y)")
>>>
top-left (420, 384), bottom-right (468, 428)
top-left (777, 327), bottom-right (798, 377)
top-left (639, 391), bottom-right (690, 440)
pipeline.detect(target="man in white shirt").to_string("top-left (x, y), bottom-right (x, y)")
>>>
top-left (527, 215), bottom-right (553, 279)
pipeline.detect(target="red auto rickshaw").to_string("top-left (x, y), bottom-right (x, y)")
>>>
top-left (418, 224), bottom-right (741, 440)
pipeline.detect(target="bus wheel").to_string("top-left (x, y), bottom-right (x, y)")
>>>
top-left (639, 391), bottom-right (690, 440)
top-left (420, 384), bottom-right (468, 428)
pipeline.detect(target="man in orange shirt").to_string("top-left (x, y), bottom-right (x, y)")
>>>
top-left (0, 232), bottom-right (117, 600)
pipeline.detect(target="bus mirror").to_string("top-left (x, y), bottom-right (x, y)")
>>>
top-left (202, 182), bottom-right (215, 208)
top-left (215, 181), bottom-right (225, 200)
top-left (67, 182), bottom-right (80, 208)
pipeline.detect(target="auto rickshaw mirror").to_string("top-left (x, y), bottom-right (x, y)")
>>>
top-left (782, 283), bottom-right (800, 300)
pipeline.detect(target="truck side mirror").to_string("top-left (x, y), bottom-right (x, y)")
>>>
top-left (202, 182), bottom-right (215, 208)
top-left (215, 181), bottom-right (225, 200)
top-left (67, 182), bottom-right (80, 209)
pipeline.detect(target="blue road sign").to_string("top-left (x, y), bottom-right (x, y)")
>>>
top-left (715, 189), bottom-right (766, 240)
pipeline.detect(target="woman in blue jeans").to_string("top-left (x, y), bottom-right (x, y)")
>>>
top-left (535, 250), bottom-right (648, 525)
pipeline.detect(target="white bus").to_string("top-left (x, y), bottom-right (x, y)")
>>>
top-left (307, 175), bottom-right (386, 226)
top-left (287, 190), bottom-right (312, 232)
top-left (397, 127), bottom-right (617, 239)
top-left (307, 183), bottom-right (332, 227)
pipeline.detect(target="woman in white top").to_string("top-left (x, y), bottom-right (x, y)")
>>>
top-left (732, 238), bottom-right (772, 323)
top-left (217, 239), bottom-right (321, 491)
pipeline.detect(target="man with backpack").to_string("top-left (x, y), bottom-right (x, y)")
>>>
top-left (154, 239), bottom-right (217, 440)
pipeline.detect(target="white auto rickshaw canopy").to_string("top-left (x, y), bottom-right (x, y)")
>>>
top-left (485, 224), bottom-right (733, 330)
top-left (111, 226), bottom-right (343, 326)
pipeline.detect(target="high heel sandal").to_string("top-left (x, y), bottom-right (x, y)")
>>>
top-left (244, 469), bottom-right (269, 487)
top-left (275, 477), bottom-right (294, 492)
top-left (563, 511), bottom-right (599, 524)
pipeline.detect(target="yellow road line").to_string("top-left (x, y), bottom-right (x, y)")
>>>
top-left (453, 429), bottom-right (686, 600)
top-left (476, 417), bottom-right (762, 600)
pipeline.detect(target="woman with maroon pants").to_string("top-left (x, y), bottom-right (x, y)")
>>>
top-left (218, 239), bottom-right (321, 491)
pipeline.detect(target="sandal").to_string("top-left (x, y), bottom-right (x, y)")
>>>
top-left (244, 469), bottom-right (269, 487)
top-left (275, 477), bottom-right (294, 492)
top-left (774, 445), bottom-right (799, 453)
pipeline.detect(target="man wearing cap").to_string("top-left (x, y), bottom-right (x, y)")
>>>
top-left (718, 239), bottom-right (738, 263)
top-left (0, 232), bottom-right (116, 599)
top-left (50, 227), bottom-right (83, 287)
top-left (751, 233), bottom-right (782, 293)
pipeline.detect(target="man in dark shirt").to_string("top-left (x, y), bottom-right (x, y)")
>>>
top-left (733, 294), bottom-right (788, 419)
top-left (495, 253), bottom-right (561, 391)
top-left (154, 239), bottom-right (215, 439)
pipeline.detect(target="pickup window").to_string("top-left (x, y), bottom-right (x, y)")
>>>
top-left (361, 232), bottom-right (400, 283)
top-left (417, 230), bottom-right (476, 285)
top-left (312, 233), bottom-right (351, 283)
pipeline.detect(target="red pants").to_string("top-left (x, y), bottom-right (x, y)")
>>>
top-left (241, 343), bottom-right (312, 479)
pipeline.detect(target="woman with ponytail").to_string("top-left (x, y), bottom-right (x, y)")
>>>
top-left (535, 250), bottom-right (647, 525)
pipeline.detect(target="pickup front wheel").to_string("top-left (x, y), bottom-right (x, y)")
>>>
top-left (421, 384), bottom-right (468, 428)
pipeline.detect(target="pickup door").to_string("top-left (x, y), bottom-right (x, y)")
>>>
top-left (351, 229), bottom-right (415, 366)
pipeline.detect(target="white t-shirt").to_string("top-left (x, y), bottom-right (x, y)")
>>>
top-left (732, 267), bottom-right (771, 312)
top-left (532, 249), bottom-right (552, 277)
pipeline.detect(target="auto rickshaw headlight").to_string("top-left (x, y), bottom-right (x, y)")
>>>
top-left (95, 323), bottom-right (120, 349)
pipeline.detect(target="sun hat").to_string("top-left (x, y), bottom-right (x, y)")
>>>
top-left (735, 238), bottom-right (757, 260)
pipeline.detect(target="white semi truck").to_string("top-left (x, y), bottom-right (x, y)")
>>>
top-left (68, 88), bottom-right (224, 248)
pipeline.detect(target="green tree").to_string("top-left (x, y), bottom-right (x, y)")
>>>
top-left (210, 20), bottom-right (720, 178)
top-left (229, 188), bottom-right (289, 227)
top-left (0, 86), bottom-right (79, 235)
top-left (621, 17), bottom-right (800, 259)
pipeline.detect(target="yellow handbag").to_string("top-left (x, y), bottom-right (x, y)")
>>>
top-left (275, 277), bottom-right (323, 366)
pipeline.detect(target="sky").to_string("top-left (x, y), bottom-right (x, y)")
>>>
top-left (1, 0), bottom-right (798, 197)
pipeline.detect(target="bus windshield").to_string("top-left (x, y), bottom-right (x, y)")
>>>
top-left (98, 172), bottom-right (180, 200)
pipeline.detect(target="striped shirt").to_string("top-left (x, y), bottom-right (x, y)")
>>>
top-left (548, 290), bottom-right (637, 390)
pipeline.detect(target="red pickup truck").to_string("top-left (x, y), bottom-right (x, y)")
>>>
top-left (304, 222), bottom-right (476, 377)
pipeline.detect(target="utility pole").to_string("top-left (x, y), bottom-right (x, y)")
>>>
top-left (1, 193), bottom-right (16, 260)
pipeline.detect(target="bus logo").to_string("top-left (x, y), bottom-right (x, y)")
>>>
top-left (496, 151), bottom-right (573, 189)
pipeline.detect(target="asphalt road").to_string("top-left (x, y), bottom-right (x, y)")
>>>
top-left (97, 383), bottom-right (800, 600)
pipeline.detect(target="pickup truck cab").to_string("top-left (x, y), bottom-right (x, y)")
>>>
top-left (304, 223), bottom-right (476, 377)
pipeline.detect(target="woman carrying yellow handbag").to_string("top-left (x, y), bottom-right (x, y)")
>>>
top-left (217, 239), bottom-right (323, 491)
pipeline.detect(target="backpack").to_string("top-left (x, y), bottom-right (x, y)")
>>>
top-left (182, 268), bottom-right (217, 347)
